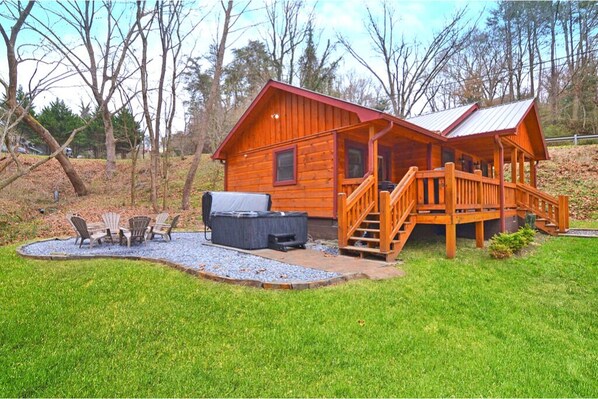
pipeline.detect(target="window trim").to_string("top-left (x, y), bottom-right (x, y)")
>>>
top-left (272, 145), bottom-right (297, 186)
top-left (345, 140), bottom-right (368, 179)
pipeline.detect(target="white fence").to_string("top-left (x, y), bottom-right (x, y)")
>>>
top-left (545, 134), bottom-right (598, 145)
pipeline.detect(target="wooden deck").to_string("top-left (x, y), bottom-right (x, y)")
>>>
top-left (338, 163), bottom-right (569, 260)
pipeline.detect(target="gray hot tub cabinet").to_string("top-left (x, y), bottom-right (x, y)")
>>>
top-left (210, 211), bottom-right (308, 250)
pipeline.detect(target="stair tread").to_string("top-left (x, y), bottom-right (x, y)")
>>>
top-left (355, 228), bottom-right (380, 233)
top-left (341, 245), bottom-right (390, 254)
top-left (349, 236), bottom-right (380, 243)
top-left (363, 220), bottom-right (380, 224)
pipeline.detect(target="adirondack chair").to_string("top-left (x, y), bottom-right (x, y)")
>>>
top-left (147, 212), bottom-right (169, 239)
top-left (150, 215), bottom-right (180, 241)
top-left (101, 212), bottom-right (121, 243)
top-left (70, 216), bottom-right (109, 248)
top-left (66, 213), bottom-right (82, 244)
top-left (119, 216), bottom-right (151, 247)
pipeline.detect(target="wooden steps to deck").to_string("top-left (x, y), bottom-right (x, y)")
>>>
top-left (340, 212), bottom-right (417, 262)
top-left (516, 210), bottom-right (562, 236)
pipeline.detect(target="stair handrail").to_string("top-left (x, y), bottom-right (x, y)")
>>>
top-left (338, 173), bottom-right (376, 246)
top-left (380, 167), bottom-right (418, 252)
top-left (516, 183), bottom-right (569, 232)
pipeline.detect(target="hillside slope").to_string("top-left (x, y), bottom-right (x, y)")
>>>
top-left (0, 145), bottom-right (596, 245)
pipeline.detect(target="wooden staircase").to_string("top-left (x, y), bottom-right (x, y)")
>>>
top-left (340, 211), bottom-right (417, 262)
top-left (516, 183), bottom-right (569, 235)
top-left (338, 167), bottom-right (419, 262)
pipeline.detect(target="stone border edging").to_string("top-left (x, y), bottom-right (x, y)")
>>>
top-left (16, 238), bottom-right (366, 290)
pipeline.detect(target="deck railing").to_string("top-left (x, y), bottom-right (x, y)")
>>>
top-left (337, 174), bottom-right (376, 246)
top-left (379, 167), bottom-right (418, 252)
top-left (340, 177), bottom-right (365, 197)
top-left (338, 162), bottom-right (570, 249)
top-left (415, 165), bottom-right (518, 213)
top-left (516, 183), bottom-right (569, 232)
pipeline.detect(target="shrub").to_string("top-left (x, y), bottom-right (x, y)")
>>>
top-left (519, 225), bottom-right (536, 245)
top-left (489, 242), bottom-right (513, 259)
top-left (488, 226), bottom-right (536, 259)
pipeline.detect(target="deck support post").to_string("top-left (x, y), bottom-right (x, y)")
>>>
top-left (494, 136), bottom-right (506, 233)
top-left (446, 223), bottom-right (456, 259)
top-left (475, 221), bottom-right (484, 248)
top-left (445, 162), bottom-right (457, 258)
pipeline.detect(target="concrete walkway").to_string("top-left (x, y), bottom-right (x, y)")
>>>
top-left (205, 243), bottom-right (405, 280)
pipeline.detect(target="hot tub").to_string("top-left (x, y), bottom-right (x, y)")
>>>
top-left (210, 211), bottom-right (308, 250)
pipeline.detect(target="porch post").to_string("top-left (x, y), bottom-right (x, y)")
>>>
top-left (518, 151), bottom-right (525, 184)
top-left (494, 136), bottom-right (506, 233)
top-left (530, 160), bottom-right (537, 188)
top-left (511, 147), bottom-right (518, 183)
top-left (369, 125), bottom-right (379, 211)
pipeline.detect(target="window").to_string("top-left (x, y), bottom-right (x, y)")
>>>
top-left (441, 148), bottom-right (455, 166)
top-left (346, 142), bottom-right (367, 179)
top-left (273, 146), bottom-right (296, 185)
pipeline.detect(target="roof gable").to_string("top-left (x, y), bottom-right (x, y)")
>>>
top-left (212, 80), bottom-right (386, 159)
top-left (447, 99), bottom-right (535, 138)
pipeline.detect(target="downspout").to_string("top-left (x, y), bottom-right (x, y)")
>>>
top-left (494, 135), bottom-right (506, 232)
top-left (333, 131), bottom-right (338, 218)
top-left (367, 121), bottom-right (394, 172)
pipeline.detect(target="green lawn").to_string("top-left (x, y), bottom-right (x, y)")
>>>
top-left (1, 236), bottom-right (597, 397)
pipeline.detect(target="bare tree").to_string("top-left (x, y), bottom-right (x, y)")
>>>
top-left (136, 0), bottom-right (200, 211)
top-left (0, 1), bottom-right (89, 195)
top-left (263, 0), bottom-right (312, 84)
top-left (339, 2), bottom-right (473, 117)
top-left (29, 1), bottom-right (140, 179)
top-left (181, 0), bottom-right (234, 210)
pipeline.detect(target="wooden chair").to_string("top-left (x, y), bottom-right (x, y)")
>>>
top-left (71, 216), bottom-right (109, 248)
top-left (101, 212), bottom-right (121, 243)
top-left (147, 212), bottom-right (169, 239)
top-left (150, 215), bottom-right (180, 241)
top-left (66, 213), bottom-right (82, 244)
top-left (119, 216), bottom-right (151, 247)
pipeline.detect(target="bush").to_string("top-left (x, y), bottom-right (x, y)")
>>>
top-left (519, 225), bottom-right (536, 245)
top-left (489, 226), bottom-right (536, 259)
top-left (489, 242), bottom-right (513, 259)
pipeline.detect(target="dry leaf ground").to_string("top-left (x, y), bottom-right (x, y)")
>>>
top-left (0, 145), bottom-right (596, 245)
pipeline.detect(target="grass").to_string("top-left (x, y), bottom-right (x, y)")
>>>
top-left (1, 235), bottom-right (597, 397)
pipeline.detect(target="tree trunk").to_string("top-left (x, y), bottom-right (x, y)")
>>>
top-left (181, 0), bottom-right (233, 210)
top-left (102, 107), bottom-right (117, 178)
top-left (19, 111), bottom-right (89, 196)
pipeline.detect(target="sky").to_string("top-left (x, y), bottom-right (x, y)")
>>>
top-left (0, 0), bottom-right (493, 135)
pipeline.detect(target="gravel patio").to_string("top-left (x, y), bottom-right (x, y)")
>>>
top-left (18, 232), bottom-right (351, 287)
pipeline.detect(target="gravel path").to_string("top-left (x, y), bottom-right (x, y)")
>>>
top-left (20, 232), bottom-right (342, 283)
top-left (561, 229), bottom-right (598, 237)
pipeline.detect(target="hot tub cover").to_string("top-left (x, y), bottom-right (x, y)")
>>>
top-left (202, 191), bottom-right (271, 228)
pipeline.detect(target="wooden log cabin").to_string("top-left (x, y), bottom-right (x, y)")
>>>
top-left (212, 80), bottom-right (569, 260)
